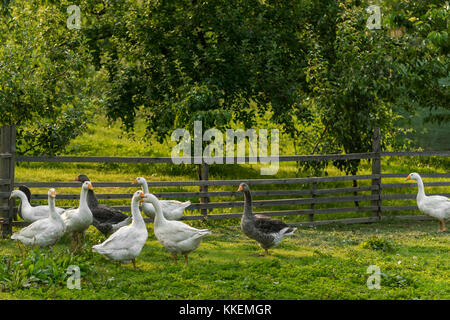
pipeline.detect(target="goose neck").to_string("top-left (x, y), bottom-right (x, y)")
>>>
top-left (243, 190), bottom-right (253, 217)
top-left (416, 177), bottom-right (426, 200)
top-left (48, 196), bottom-right (59, 220)
top-left (152, 198), bottom-right (166, 226)
top-left (131, 199), bottom-right (145, 228)
top-left (141, 181), bottom-right (150, 194)
top-left (79, 187), bottom-right (89, 209)
top-left (16, 191), bottom-right (32, 210)
top-left (86, 189), bottom-right (99, 207)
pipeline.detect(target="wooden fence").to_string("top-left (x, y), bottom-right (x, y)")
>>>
top-left (1, 125), bottom-right (449, 236)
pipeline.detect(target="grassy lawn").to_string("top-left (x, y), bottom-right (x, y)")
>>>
top-left (0, 218), bottom-right (448, 299)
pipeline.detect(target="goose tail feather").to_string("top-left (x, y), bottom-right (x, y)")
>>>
top-left (182, 201), bottom-right (191, 209)
top-left (281, 227), bottom-right (297, 237)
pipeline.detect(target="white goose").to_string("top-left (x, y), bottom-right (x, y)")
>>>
top-left (143, 193), bottom-right (210, 265)
top-left (11, 189), bottom-right (66, 247)
top-left (92, 191), bottom-right (148, 268)
top-left (61, 181), bottom-right (94, 248)
top-left (133, 177), bottom-right (191, 220)
top-left (9, 189), bottom-right (65, 223)
top-left (406, 172), bottom-right (450, 232)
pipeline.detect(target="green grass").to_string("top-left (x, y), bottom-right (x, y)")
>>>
top-left (1, 219), bottom-right (448, 299)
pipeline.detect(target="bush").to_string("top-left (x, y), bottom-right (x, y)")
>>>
top-left (360, 237), bottom-right (394, 252)
top-left (0, 247), bottom-right (93, 292)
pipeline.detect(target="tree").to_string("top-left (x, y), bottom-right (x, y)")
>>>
top-left (299, 0), bottom-right (449, 174)
top-left (0, 0), bottom-right (96, 155)
top-left (83, 0), bottom-right (317, 139)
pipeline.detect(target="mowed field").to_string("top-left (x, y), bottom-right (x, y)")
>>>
top-left (1, 115), bottom-right (449, 299)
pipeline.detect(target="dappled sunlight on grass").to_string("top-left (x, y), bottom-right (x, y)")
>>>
top-left (1, 219), bottom-right (448, 299)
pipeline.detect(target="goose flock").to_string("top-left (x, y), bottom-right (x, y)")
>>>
top-left (7, 172), bottom-right (449, 268)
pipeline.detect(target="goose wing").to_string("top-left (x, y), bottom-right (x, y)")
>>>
top-left (95, 225), bottom-right (147, 251)
top-left (159, 220), bottom-right (210, 243)
top-left (422, 196), bottom-right (450, 213)
top-left (161, 200), bottom-right (191, 211)
top-left (253, 215), bottom-right (294, 233)
top-left (92, 204), bottom-right (128, 222)
top-left (12, 219), bottom-right (49, 239)
top-left (60, 208), bottom-right (81, 226)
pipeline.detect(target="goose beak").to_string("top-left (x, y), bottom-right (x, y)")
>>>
top-left (132, 179), bottom-right (138, 184)
top-left (88, 183), bottom-right (93, 190)
top-left (237, 185), bottom-right (243, 191)
top-left (405, 175), bottom-right (411, 181)
top-left (8, 194), bottom-right (12, 200)
top-left (51, 191), bottom-right (56, 197)
top-left (139, 192), bottom-right (144, 204)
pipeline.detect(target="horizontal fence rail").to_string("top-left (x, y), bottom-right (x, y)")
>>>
top-left (11, 174), bottom-right (381, 188)
top-left (15, 151), bottom-right (450, 163)
top-left (5, 173), bottom-right (450, 224)
top-left (16, 153), bottom-right (378, 163)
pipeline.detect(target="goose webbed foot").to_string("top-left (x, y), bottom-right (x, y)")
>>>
top-left (71, 233), bottom-right (82, 253)
top-left (16, 241), bottom-right (27, 257)
top-left (438, 220), bottom-right (447, 232)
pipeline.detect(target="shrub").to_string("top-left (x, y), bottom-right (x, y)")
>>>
top-left (0, 247), bottom-right (93, 292)
top-left (360, 237), bottom-right (394, 252)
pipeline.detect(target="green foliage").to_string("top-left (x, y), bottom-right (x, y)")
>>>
top-left (297, 0), bottom-right (449, 174)
top-left (0, 0), bottom-right (447, 165)
top-left (0, 0), bottom-right (97, 155)
top-left (0, 247), bottom-right (93, 291)
top-left (85, 0), bottom-right (316, 138)
top-left (360, 236), bottom-right (394, 252)
top-left (380, 272), bottom-right (416, 288)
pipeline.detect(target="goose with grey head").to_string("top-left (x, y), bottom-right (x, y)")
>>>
top-left (406, 173), bottom-right (450, 232)
top-left (237, 183), bottom-right (297, 255)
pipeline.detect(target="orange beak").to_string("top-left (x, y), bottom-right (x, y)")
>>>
top-left (405, 175), bottom-right (411, 181)
top-left (139, 192), bottom-right (144, 204)
top-left (88, 183), bottom-right (93, 190)
top-left (51, 191), bottom-right (56, 197)
top-left (237, 185), bottom-right (243, 191)
top-left (132, 178), bottom-right (138, 184)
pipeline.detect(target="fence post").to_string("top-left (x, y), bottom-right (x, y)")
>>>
top-left (371, 127), bottom-right (382, 219)
top-left (197, 162), bottom-right (210, 218)
top-left (0, 125), bottom-right (16, 238)
top-left (309, 181), bottom-right (316, 222)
